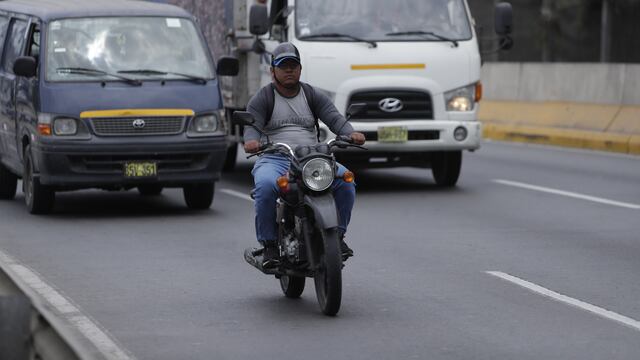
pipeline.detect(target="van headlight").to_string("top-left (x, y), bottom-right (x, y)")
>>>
top-left (302, 158), bottom-right (334, 192)
top-left (445, 84), bottom-right (475, 112)
top-left (53, 118), bottom-right (78, 136)
top-left (188, 111), bottom-right (225, 137)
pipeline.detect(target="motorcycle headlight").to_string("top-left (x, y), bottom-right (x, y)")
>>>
top-left (302, 158), bottom-right (334, 192)
top-left (444, 84), bottom-right (476, 112)
top-left (53, 118), bottom-right (78, 136)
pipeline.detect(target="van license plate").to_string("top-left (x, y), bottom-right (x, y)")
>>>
top-left (378, 126), bottom-right (408, 143)
top-left (124, 162), bottom-right (157, 178)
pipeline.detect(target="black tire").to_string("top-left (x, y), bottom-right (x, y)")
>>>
top-left (279, 275), bottom-right (306, 298)
top-left (138, 184), bottom-right (163, 196)
top-left (0, 162), bottom-right (17, 200)
top-left (431, 151), bottom-right (462, 187)
top-left (313, 227), bottom-right (342, 316)
top-left (23, 145), bottom-right (55, 214)
top-left (223, 143), bottom-right (238, 172)
top-left (183, 182), bottom-right (214, 209)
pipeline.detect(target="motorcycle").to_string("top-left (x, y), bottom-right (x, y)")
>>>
top-left (233, 103), bottom-right (367, 316)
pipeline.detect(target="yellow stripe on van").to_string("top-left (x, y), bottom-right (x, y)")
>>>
top-left (80, 109), bottom-right (195, 118)
top-left (351, 63), bottom-right (426, 70)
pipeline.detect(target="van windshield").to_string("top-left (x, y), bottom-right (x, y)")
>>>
top-left (46, 17), bottom-right (213, 82)
top-left (295, 0), bottom-right (472, 42)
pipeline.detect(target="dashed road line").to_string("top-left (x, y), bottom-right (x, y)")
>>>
top-left (220, 188), bottom-right (253, 202)
top-left (493, 179), bottom-right (640, 210)
top-left (487, 271), bottom-right (640, 332)
top-left (0, 249), bottom-right (135, 360)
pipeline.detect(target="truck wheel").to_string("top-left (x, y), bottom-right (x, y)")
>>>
top-left (138, 184), bottom-right (163, 196)
top-left (0, 162), bottom-right (17, 200)
top-left (223, 143), bottom-right (237, 172)
top-left (183, 182), bottom-right (214, 209)
top-left (431, 151), bottom-right (462, 187)
top-left (23, 145), bottom-right (55, 214)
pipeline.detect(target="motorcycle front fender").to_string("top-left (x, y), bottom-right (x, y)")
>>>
top-left (303, 194), bottom-right (339, 230)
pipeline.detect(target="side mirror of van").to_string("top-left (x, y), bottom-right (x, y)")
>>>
top-left (217, 56), bottom-right (239, 76)
top-left (495, 2), bottom-right (513, 36)
top-left (232, 111), bottom-right (255, 127)
top-left (346, 103), bottom-right (367, 119)
top-left (13, 56), bottom-right (37, 78)
top-left (249, 4), bottom-right (269, 35)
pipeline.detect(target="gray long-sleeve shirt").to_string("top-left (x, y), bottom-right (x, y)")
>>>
top-left (244, 82), bottom-right (354, 148)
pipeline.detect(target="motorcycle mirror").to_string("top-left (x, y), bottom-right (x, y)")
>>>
top-left (346, 103), bottom-right (367, 118)
top-left (232, 111), bottom-right (255, 127)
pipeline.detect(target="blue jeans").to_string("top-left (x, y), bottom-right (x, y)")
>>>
top-left (251, 154), bottom-right (356, 244)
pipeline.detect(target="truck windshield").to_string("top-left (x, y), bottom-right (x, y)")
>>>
top-left (296, 0), bottom-right (472, 42)
top-left (46, 17), bottom-right (213, 82)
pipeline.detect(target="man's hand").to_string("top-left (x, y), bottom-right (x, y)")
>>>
top-left (350, 132), bottom-right (366, 145)
top-left (244, 140), bottom-right (261, 153)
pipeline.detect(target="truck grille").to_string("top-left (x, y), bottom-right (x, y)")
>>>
top-left (90, 117), bottom-right (186, 136)
top-left (347, 90), bottom-right (433, 121)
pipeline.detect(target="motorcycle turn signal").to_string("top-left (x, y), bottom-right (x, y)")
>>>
top-left (277, 175), bottom-right (290, 192)
top-left (342, 171), bottom-right (355, 183)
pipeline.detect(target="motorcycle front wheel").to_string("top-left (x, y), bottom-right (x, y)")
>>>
top-left (313, 227), bottom-right (342, 316)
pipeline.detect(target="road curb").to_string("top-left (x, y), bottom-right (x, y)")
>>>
top-left (482, 123), bottom-right (637, 155)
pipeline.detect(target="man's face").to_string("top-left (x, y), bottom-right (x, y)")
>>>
top-left (272, 59), bottom-right (301, 87)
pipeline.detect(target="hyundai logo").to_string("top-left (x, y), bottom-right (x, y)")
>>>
top-left (378, 98), bottom-right (403, 113)
top-left (132, 119), bottom-right (146, 129)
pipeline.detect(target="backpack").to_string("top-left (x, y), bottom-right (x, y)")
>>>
top-left (263, 82), bottom-right (322, 142)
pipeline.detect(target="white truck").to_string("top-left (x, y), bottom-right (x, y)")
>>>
top-left (222, 0), bottom-right (512, 186)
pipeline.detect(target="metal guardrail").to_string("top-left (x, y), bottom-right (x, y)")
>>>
top-left (0, 260), bottom-right (104, 360)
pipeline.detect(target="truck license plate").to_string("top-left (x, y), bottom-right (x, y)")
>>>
top-left (124, 162), bottom-right (157, 178)
top-left (377, 126), bottom-right (408, 143)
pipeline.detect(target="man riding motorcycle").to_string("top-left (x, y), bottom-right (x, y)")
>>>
top-left (243, 42), bottom-right (366, 268)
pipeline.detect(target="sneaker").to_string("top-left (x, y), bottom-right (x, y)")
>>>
top-left (340, 237), bottom-right (354, 260)
top-left (262, 242), bottom-right (280, 269)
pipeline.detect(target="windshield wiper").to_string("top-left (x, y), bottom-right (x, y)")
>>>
top-left (55, 67), bottom-right (142, 86)
top-left (298, 33), bottom-right (377, 48)
top-left (386, 31), bottom-right (459, 47)
top-left (117, 69), bottom-right (209, 85)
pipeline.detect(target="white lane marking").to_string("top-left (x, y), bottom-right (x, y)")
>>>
top-left (487, 271), bottom-right (640, 332)
top-left (0, 250), bottom-right (134, 360)
top-left (220, 188), bottom-right (253, 202)
top-left (493, 179), bottom-right (640, 210)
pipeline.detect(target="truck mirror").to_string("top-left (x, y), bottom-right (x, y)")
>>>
top-left (494, 2), bottom-right (513, 36)
top-left (217, 56), bottom-right (239, 76)
top-left (13, 56), bottom-right (37, 78)
top-left (346, 103), bottom-right (367, 118)
top-left (249, 4), bottom-right (269, 35)
top-left (232, 111), bottom-right (255, 127)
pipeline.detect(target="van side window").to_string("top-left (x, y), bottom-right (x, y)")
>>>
top-left (27, 24), bottom-right (40, 62)
top-left (3, 19), bottom-right (28, 74)
top-left (0, 16), bottom-right (10, 58)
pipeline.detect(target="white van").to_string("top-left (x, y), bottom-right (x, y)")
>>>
top-left (224, 0), bottom-right (512, 186)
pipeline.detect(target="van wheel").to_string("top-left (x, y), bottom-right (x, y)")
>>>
top-left (0, 162), bottom-right (17, 200)
top-left (183, 182), bottom-right (214, 209)
top-left (431, 151), bottom-right (462, 187)
top-left (223, 143), bottom-right (237, 172)
top-left (23, 145), bottom-right (55, 214)
top-left (138, 184), bottom-right (163, 196)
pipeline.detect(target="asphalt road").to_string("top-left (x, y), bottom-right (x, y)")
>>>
top-left (1, 141), bottom-right (639, 360)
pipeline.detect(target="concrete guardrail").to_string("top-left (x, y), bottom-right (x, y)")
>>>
top-left (479, 62), bottom-right (640, 154)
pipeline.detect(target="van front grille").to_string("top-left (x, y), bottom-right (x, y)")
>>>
top-left (90, 117), bottom-right (186, 136)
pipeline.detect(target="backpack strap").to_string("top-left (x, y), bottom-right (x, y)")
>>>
top-left (265, 83), bottom-right (276, 125)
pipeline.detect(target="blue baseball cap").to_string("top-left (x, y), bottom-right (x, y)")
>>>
top-left (271, 42), bottom-right (301, 67)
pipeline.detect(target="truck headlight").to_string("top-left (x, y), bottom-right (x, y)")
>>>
top-left (53, 118), bottom-right (78, 136)
top-left (445, 84), bottom-right (476, 112)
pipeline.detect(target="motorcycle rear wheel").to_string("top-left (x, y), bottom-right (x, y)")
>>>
top-left (279, 275), bottom-right (305, 298)
top-left (313, 227), bottom-right (342, 316)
